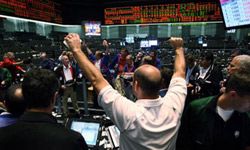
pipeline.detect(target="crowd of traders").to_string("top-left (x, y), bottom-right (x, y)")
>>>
top-left (0, 36), bottom-right (250, 149)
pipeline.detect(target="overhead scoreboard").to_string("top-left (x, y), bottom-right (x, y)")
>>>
top-left (104, 2), bottom-right (222, 25)
top-left (0, 0), bottom-right (62, 23)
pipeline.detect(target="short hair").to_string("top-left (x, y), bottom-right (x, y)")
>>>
top-left (150, 50), bottom-right (157, 57)
top-left (4, 52), bottom-right (15, 59)
top-left (95, 50), bottom-right (103, 58)
top-left (5, 84), bottom-right (26, 116)
top-left (66, 51), bottom-right (74, 58)
top-left (200, 51), bottom-right (214, 63)
top-left (231, 49), bottom-right (241, 57)
top-left (121, 48), bottom-right (128, 53)
top-left (141, 56), bottom-right (154, 65)
top-left (134, 66), bottom-right (162, 96)
top-left (160, 66), bottom-right (173, 88)
top-left (226, 71), bottom-right (250, 96)
top-left (22, 69), bottom-right (60, 109)
top-left (233, 55), bottom-right (250, 73)
top-left (186, 54), bottom-right (195, 64)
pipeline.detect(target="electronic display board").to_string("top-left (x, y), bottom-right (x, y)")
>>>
top-left (83, 21), bottom-right (101, 36)
top-left (219, 0), bottom-right (250, 29)
top-left (0, 0), bottom-right (62, 23)
top-left (104, 2), bottom-right (222, 25)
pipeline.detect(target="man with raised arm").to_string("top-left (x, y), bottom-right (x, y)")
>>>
top-left (64, 33), bottom-right (187, 150)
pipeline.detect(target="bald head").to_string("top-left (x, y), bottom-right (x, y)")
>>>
top-left (5, 84), bottom-right (26, 116)
top-left (134, 65), bottom-right (162, 97)
top-left (228, 55), bottom-right (250, 75)
top-left (233, 55), bottom-right (250, 72)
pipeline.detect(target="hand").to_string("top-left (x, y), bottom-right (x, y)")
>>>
top-left (169, 37), bottom-right (183, 49)
top-left (220, 87), bottom-right (226, 93)
top-left (62, 51), bottom-right (67, 55)
top-left (187, 83), bottom-right (194, 88)
top-left (0, 102), bottom-right (6, 110)
top-left (64, 33), bottom-right (82, 52)
top-left (103, 40), bottom-right (108, 47)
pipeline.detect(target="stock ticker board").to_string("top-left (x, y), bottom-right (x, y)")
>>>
top-left (104, 2), bottom-right (222, 25)
top-left (0, 0), bottom-right (62, 23)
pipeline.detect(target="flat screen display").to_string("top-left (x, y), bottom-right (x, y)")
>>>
top-left (149, 40), bottom-right (158, 46)
top-left (84, 21), bottom-right (101, 36)
top-left (70, 120), bottom-right (101, 147)
top-left (125, 37), bottom-right (134, 43)
top-left (140, 40), bottom-right (149, 48)
top-left (219, 0), bottom-right (250, 29)
top-left (198, 36), bottom-right (203, 44)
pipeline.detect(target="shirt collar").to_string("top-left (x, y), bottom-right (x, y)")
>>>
top-left (20, 112), bottom-right (57, 124)
top-left (63, 64), bottom-right (71, 69)
top-left (135, 97), bottom-right (163, 107)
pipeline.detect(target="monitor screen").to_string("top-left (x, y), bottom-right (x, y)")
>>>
top-left (149, 40), bottom-right (158, 46)
top-left (202, 43), bottom-right (208, 47)
top-left (227, 29), bottom-right (236, 33)
top-left (84, 21), bottom-right (101, 36)
top-left (140, 40), bottom-right (149, 48)
top-left (125, 37), bottom-right (134, 43)
top-left (219, 0), bottom-right (250, 29)
top-left (70, 120), bottom-right (101, 147)
top-left (198, 36), bottom-right (203, 44)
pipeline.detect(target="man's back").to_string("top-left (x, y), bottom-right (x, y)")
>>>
top-left (64, 34), bottom-right (186, 150)
top-left (98, 77), bottom-right (187, 150)
top-left (0, 112), bottom-right (88, 150)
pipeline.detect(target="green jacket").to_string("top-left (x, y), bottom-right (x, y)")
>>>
top-left (0, 68), bottom-right (12, 89)
top-left (177, 96), bottom-right (250, 150)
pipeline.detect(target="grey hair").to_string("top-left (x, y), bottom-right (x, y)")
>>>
top-left (234, 55), bottom-right (250, 73)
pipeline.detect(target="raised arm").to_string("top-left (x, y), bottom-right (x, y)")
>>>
top-left (64, 33), bottom-right (109, 93)
top-left (102, 39), bottom-right (110, 54)
top-left (169, 37), bottom-right (185, 79)
top-left (82, 40), bottom-right (93, 56)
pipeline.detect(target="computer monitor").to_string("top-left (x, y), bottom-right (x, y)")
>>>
top-left (198, 36), bottom-right (203, 44)
top-left (83, 21), bottom-right (101, 36)
top-left (67, 119), bottom-right (102, 148)
top-left (149, 40), bottom-right (158, 46)
top-left (219, 0), bottom-right (250, 29)
top-left (202, 43), bottom-right (208, 47)
top-left (140, 40), bottom-right (149, 48)
top-left (125, 37), bottom-right (134, 43)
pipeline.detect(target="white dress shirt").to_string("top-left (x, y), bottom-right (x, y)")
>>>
top-left (63, 65), bottom-right (73, 82)
top-left (98, 77), bottom-right (187, 150)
